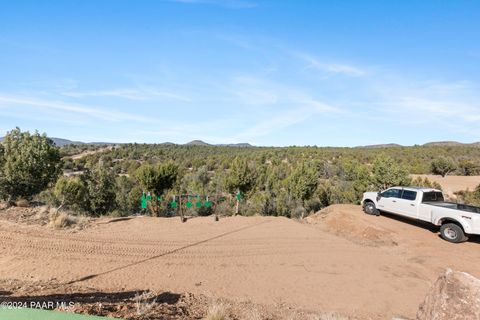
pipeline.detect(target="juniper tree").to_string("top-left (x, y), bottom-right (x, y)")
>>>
top-left (431, 157), bottom-right (457, 177)
top-left (0, 128), bottom-right (62, 202)
top-left (371, 155), bottom-right (410, 190)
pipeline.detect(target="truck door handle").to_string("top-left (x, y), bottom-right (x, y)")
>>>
top-left (410, 204), bottom-right (415, 206)
top-left (392, 200), bottom-right (396, 203)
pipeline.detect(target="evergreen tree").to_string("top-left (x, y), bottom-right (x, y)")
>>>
top-left (431, 157), bottom-right (457, 177)
top-left (84, 162), bottom-right (117, 216)
top-left (288, 162), bottom-right (318, 205)
top-left (371, 155), bottom-right (410, 190)
top-left (225, 157), bottom-right (255, 195)
top-left (0, 128), bottom-right (62, 202)
top-left (54, 176), bottom-right (88, 211)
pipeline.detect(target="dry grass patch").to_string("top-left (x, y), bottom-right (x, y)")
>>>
top-left (15, 199), bottom-right (30, 207)
top-left (133, 290), bottom-right (158, 316)
top-left (312, 313), bottom-right (351, 320)
top-left (204, 302), bottom-right (229, 320)
top-left (48, 209), bottom-right (88, 229)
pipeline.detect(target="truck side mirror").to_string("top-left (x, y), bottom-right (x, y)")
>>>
top-left (377, 192), bottom-right (381, 201)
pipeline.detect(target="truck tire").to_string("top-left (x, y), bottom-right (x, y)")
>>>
top-left (364, 202), bottom-right (379, 216)
top-left (440, 223), bottom-right (468, 243)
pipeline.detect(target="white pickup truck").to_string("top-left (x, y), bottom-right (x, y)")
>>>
top-left (362, 187), bottom-right (480, 243)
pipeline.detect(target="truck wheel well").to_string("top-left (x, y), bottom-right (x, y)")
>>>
top-left (439, 218), bottom-right (464, 230)
top-left (364, 199), bottom-right (374, 204)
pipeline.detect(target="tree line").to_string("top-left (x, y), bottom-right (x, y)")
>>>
top-left (1, 128), bottom-right (480, 218)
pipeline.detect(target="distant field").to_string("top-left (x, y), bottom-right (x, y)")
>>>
top-left (411, 174), bottom-right (480, 196)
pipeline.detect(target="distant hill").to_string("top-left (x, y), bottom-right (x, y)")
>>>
top-left (185, 140), bottom-right (253, 147)
top-left (356, 143), bottom-right (403, 149)
top-left (217, 143), bottom-right (253, 148)
top-left (185, 140), bottom-right (211, 146)
top-left (50, 138), bottom-right (85, 146)
top-left (422, 141), bottom-right (480, 147)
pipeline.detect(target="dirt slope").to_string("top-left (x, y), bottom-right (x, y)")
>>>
top-left (1, 205), bottom-right (480, 319)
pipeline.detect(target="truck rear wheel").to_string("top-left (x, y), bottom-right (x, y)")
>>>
top-left (364, 202), bottom-right (379, 216)
top-left (440, 223), bottom-right (468, 243)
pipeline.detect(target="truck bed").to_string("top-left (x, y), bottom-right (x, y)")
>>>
top-left (423, 201), bottom-right (480, 214)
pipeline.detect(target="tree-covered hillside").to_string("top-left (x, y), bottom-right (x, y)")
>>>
top-left (2, 128), bottom-right (480, 217)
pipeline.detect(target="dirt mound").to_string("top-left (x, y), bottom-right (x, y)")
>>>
top-left (306, 204), bottom-right (398, 247)
top-left (0, 204), bottom-right (93, 231)
top-left (417, 269), bottom-right (480, 320)
top-left (0, 205), bottom-right (51, 226)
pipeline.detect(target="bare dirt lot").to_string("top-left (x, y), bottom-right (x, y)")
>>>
top-left (1, 204), bottom-right (480, 319)
top-left (411, 174), bottom-right (480, 197)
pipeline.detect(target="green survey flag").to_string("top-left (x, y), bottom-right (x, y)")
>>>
top-left (141, 193), bottom-right (147, 209)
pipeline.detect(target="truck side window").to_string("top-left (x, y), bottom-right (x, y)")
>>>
top-left (382, 188), bottom-right (402, 198)
top-left (401, 190), bottom-right (417, 201)
top-left (422, 192), bottom-right (444, 202)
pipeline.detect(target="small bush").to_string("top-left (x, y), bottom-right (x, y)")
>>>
top-left (204, 302), bottom-right (228, 320)
top-left (312, 313), bottom-right (350, 320)
top-left (15, 199), bottom-right (30, 207)
top-left (109, 209), bottom-right (129, 217)
top-left (48, 210), bottom-right (87, 229)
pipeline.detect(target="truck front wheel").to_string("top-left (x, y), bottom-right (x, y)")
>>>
top-left (364, 201), bottom-right (379, 216)
top-left (440, 223), bottom-right (468, 243)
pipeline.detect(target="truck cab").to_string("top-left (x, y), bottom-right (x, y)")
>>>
top-left (362, 187), bottom-right (431, 219)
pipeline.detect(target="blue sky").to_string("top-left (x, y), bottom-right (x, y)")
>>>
top-left (0, 0), bottom-right (479, 146)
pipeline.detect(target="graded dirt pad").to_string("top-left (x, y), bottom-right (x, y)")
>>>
top-left (1, 205), bottom-right (480, 319)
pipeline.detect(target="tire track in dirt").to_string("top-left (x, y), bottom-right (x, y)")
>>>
top-left (65, 219), bottom-right (272, 284)
top-left (0, 223), bottom-right (305, 263)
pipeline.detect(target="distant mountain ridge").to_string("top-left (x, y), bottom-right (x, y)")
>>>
top-left (0, 136), bottom-right (114, 147)
top-left (1, 136), bottom-right (479, 148)
top-left (185, 140), bottom-right (253, 147)
top-left (422, 141), bottom-right (480, 147)
top-left (0, 137), bottom-right (254, 147)
top-left (356, 141), bottom-right (480, 148)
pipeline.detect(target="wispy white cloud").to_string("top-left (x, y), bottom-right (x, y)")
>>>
top-left (295, 52), bottom-right (367, 77)
top-left (0, 94), bottom-right (159, 123)
top-left (234, 102), bottom-right (339, 140)
top-left (225, 75), bottom-right (344, 140)
top-left (169, 0), bottom-right (257, 9)
top-left (62, 87), bottom-right (191, 102)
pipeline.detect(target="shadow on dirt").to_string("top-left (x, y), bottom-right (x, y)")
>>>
top-left (379, 211), bottom-right (480, 244)
top-left (98, 217), bottom-right (135, 224)
top-left (0, 290), bottom-right (181, 308)
top-left (378, 211), bottom-right (439, 233)
top-left (66, 220), bottom-right (270, 285)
